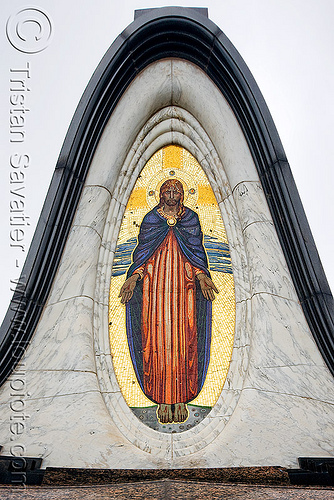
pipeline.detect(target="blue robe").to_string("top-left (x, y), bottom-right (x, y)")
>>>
top-left (126, 206), bottom-right (212, 404)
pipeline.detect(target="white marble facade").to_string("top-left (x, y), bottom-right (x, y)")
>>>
top-left (0, 60), bottom-right (333, 469)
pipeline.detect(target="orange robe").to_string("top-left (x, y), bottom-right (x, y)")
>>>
top-left (136, 230), bottom-right (202, 404)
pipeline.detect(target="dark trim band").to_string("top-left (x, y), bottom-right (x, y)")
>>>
top-left (0, 7), bottom-right (333, 385)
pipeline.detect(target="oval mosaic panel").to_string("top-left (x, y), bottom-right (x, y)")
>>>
top-left (109, 145), bottom-right (235, 433)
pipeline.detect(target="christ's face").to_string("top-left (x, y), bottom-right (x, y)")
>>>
top-left (161, 187), bottom-right (182, 206)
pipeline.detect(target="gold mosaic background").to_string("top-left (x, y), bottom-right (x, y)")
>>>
top-left (109, 146), bottom-right (236, 408)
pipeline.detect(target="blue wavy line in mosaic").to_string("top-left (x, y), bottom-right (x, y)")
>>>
top-left (112, 235), bottom-right (232, 276)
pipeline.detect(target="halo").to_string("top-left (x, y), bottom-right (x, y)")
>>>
top-left (146, 168), bottom-right (198, 209)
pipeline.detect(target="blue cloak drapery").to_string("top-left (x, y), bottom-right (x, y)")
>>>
top-left (126, 206), bottom-right (212, 404)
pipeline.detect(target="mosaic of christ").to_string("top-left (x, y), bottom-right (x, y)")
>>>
top-left (109, 146), bottom-right (235, 432)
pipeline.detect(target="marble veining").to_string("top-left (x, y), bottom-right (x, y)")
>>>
top-left (0, 59), bottom-right (332, 469)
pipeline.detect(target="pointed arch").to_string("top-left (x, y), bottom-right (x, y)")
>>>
top-left (0, 6), bottom-right (332, 390)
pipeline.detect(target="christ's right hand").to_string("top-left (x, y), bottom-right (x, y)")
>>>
top-left (119, 274), bottom-right (140, 304)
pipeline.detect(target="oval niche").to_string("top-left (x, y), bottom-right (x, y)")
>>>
top-left (108, 144), bottom-right (236, 433)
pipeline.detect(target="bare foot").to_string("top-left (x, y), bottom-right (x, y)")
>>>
top-left (173, 403), bottom-right (188, 423)
top-left (157, 404), bottom-right (173, 424)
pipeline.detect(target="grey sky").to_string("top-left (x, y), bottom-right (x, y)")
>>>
top-left (1, 0), bottom-right (333, 320)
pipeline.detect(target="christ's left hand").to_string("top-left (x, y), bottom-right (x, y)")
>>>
top-left (197, 273), bottom-right (219, 301)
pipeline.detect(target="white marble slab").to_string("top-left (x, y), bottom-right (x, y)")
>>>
top-left (0, 389), bottom-right (159, 468)
top-left (233, 181), bottom-right (272, 230)
top-left (47, 225), bottom-right (101, 304)
top-left (72, 185), bottom-right (112, 238)
top-left (245, 293), bottom-right (334, 403)
top-left (21, 368), bottom-right (99, 400)
top-left (24, 297), bottom-right (95, 372)
top-left (243, 220), bottom-right (298, 300)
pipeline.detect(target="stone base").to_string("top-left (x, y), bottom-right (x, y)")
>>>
top-left (1, 479), bottom-right (334, 500)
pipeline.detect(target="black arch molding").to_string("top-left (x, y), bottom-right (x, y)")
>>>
top-left (1, 7), bottom-right (333, 385)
